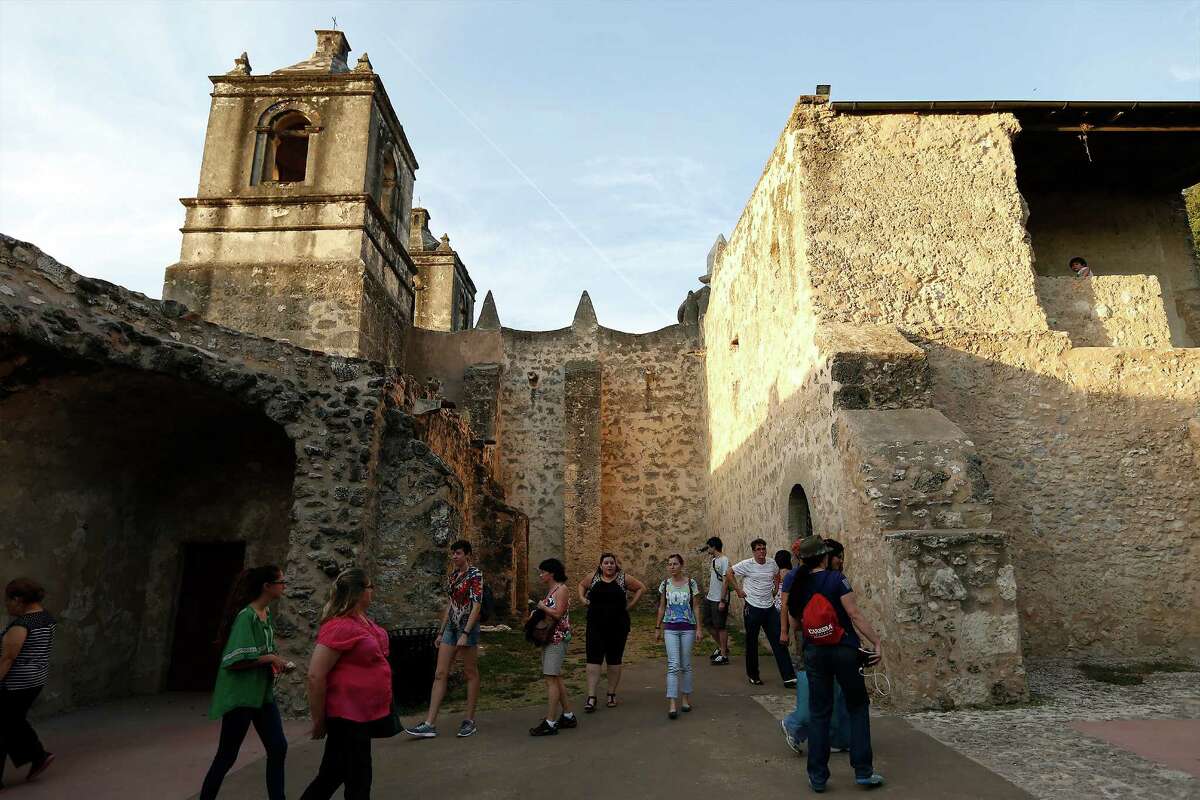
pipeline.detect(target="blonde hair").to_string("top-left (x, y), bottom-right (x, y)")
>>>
top-left (320, 568), bottom-right (371, 622)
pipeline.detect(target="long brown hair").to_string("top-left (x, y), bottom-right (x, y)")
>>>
top-left (217, 565), bottom-right (281, 646)
top-left (321, 568), bottom-right (371, 622)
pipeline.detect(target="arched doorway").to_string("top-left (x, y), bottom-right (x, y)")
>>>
top-left (787, 484), bottom-right (814, 539)
top-left (0, 356), bottom-right (295, 710)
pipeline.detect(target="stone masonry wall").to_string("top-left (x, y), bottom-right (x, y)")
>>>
top-left (917, 330), bottom-right (1200, 660)
top-left (0, 236), bottom-right (485, 714)
top-left (1035, 275), bottom-right (1174, 347)
top-left (497, 315), bottom-right (706, 589)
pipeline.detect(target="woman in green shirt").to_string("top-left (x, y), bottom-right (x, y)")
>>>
top-left (199, 565), bottom-right (292, 800)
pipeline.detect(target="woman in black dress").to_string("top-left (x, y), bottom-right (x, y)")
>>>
top-left (577, 553), bottom-right (645, 711)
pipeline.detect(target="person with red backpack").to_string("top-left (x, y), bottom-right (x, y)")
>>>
top-left (783, 535), bottom-right (884, 792)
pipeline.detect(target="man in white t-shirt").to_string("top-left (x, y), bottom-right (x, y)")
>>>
top-left (701, 536), bottom-right (732, 665)
top-left (725, 538), bottom-right (797, 687)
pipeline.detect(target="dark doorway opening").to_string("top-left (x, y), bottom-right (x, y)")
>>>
top-left (788, 484), bottom-right (813, 539)
top-left (167, 541), bottom-right (247, 691)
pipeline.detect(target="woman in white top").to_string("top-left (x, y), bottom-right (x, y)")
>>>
top-left (654, 554), bottom-right (702, 719)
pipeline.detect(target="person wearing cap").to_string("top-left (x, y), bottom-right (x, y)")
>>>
top-left (778, 539), bottom-right (850, 756)
top-left (785, 535), bottom-right (884, 792)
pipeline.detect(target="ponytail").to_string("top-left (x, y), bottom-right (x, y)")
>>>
top-left (216, 565), bottom-right (280, 646)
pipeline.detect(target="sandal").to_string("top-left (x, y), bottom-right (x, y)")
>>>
top-left (584, 696), bottom-right (597, 713)
top-left (606, 693), bottom-right (618, 708)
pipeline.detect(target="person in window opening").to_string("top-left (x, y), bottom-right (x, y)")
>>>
top-left (725, 538), bottom-right (797, 688)
top-left (405, 540), bottom-right (483, 739)
top-left (300, 569), bottom-right (392, 800)
top-left (786, 535), bottom-right (885, 792)
top-left (199, 566), bottom-right (292, 800)
top-left (577, 553), bottom-right (646, 712)
top-left (655, 554), bottom-right (702, 719)
top-left (779, 540), bottom-right (851, 757)
top-left (529, 558), bottom-right (577, 736)
top-left (0, 578), bottom-right (56, 790)
top-left (701, 536), bottom-right (733, 665)
top-left (1069, 256), bottom-right (1092, 278)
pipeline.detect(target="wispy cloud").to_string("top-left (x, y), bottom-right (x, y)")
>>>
top-left (1169, 63), bottom-right (1200, 82)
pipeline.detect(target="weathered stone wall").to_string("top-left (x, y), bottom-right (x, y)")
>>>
top-left (495, 316), bottom-right (707, 588)
top-left (0, 236), bottom-right (497, 715)
top-left (1025, 188), bottom-right (1199, 346)
top-left (1035, 275), bottom-right (1174, 347)
top-left (916, 331), bottom-right (1200, 660)
top-left (885, 530), bottom-right (1024, 709)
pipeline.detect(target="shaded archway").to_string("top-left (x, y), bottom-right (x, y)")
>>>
top-left (0, 352), bottom-right (295, 711)
top-left (787, 483), bottom-right (814, 539)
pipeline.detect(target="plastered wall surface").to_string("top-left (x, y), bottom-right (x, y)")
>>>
top-left (1035, 275), bottom-right (1174, 347)
top-left (1025, 189), bottom-right (1199, 345)
top-left (917, 330), bottom-right (1200, 659)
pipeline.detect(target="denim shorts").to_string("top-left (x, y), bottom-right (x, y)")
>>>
top-left (442, 620), bottom-right (481, 647)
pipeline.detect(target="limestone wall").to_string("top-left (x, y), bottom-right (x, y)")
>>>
top-left (1035, 275), bottom-right (1174, 347)
top-left (0, 236), bottom-right (499, 715)
top-left (917, 331), bottom-right (1200, 660)
top-left (496, 318), bottom-right (707, 588)
top-left (1025, 188), bottom-right (1199, 346)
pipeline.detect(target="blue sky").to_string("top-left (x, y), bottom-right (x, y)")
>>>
top-left (1, 1), bottom-right (1197, 331)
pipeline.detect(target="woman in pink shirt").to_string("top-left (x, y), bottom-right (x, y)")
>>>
top-left (300, 569), bottom-right (392, 800)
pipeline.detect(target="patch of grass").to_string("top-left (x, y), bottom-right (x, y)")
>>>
top-left (1076, 660), bottom-right (1197, 686)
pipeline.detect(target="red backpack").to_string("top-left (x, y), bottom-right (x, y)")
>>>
top-left (799, 576), bottom-right (845, 646)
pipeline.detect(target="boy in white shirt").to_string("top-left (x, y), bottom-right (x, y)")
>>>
top-left (725, 538), bottom-right (797, 687)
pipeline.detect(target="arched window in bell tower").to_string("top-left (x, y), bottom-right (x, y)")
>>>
top-left (379, 153), bottom-right (399, 223)
top-left (252, 105), bottom-right (319, 186)
top-left (266, 111), bottom-right (311, 183)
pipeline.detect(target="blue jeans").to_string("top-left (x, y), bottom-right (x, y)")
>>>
top-left (803, 644), bottom-right (873, 785)
top-left (783, 672), bottom-right (850, 748)
top-left (743, 604), bottom-right (796, 682)
top-left (663, 629), bottom-right (695, 699)
top-left (200, 701), bottom-right (287, 800)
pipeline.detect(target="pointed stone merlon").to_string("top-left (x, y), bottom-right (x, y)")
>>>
top-left (572, 291), bottom-right (598, 330)
top-left (705, 234), bottom-right (727, 279)
top-left (227, 51), bottom-right (252, 76)
top-left (475, 290), bottom-right (500, 330)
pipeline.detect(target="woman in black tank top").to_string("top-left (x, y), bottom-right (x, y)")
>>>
top-left (577, 554), bottom-right (646, 711)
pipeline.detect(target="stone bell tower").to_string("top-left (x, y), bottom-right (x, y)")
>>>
top-left (163, 30), bottom-right (419, 365)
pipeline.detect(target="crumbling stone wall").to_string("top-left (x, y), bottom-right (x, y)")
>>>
top-left (1035, 275), bottom-right (1174, 347)
top-left (0, 236), bottom-right (501, 715)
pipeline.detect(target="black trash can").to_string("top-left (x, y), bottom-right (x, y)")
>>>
top-left (387, 626), bottom-right (440, 708)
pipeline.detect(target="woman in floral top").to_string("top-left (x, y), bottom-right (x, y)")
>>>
top-left (405, 539), bottom-right (484, 739)
top-left (529, 558), bottom-right (577, 736)
top-left (200, 565), bottom-right (291, 800)
top-left (655, 553), bottom-right (702, 719)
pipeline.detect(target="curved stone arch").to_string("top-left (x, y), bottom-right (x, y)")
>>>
top-left (251, 100), bottom-right (323, 185)
top-left (778, 456), bottom-right (833, 541)
top-left (0, 237), bottom-right (392, 711)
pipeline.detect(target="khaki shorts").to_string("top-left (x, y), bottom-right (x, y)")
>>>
top-left (541, 640), bottom-right (568, 676)
top-left (702, 598), bottom-right (729, 630)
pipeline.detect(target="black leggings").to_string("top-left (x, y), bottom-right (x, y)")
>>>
top-left (299, 717), bottom-right (373, 800)
top-left (199, 701), bottom-right (287, 800)
top-left (585, 614), bottom-right (630, 665)
top-left (0, 686), bottom-right (48, 776)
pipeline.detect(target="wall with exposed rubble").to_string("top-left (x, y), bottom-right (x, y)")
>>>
top-left (1035, 275), bottom-right (1174, 347)
top-left (0, 236), bottom-right (500, 715)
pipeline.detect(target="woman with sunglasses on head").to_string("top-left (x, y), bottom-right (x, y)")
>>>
top-left (301, 569), bottom-right (392, 800)
top-left (529, 558), bottom-right (576, 736)
top-left (199, 565), bottom-right (292, 800)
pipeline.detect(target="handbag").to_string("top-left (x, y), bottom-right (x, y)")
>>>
top-left (368, 702), bottom-right (402, 738)
top-left (523, 608), bottom-right (557, 646)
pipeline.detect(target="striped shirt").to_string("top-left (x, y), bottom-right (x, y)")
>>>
top-left (2, 610), bottom-right (55, 690)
